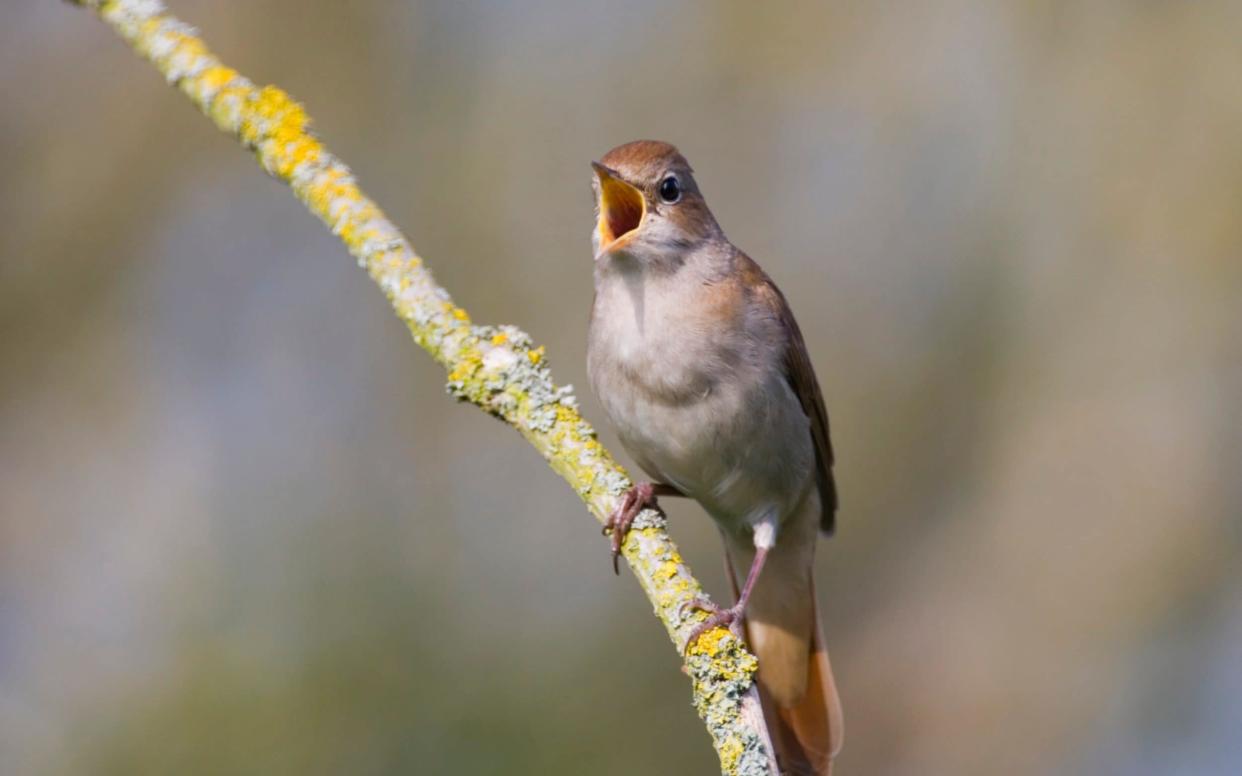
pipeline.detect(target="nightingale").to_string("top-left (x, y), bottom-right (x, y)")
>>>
top-left (587, 140), bottom-right (843, 775)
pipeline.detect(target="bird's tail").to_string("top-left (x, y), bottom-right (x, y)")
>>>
top-left (754, 582), bottom-right (843, 776)
top-left (727, 518), bottom-right (843, 775)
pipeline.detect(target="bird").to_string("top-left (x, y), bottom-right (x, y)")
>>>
top-left (586, 140), bottom-right (844, 775)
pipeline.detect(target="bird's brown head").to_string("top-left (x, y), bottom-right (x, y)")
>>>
top-left (591, 140), bottom-right (720, 264)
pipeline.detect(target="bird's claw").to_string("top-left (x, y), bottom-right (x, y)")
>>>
top-left (676, 596), bottom-right (715, 621)
top-left (680, 598), bottom-right (744, 654)
top-left (603, 482), bottom-right (657, 575)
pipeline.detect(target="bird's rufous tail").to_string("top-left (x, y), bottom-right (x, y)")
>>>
top-left (728, 527), bottom-right (842, 776)
top-left (754, 583), bottom-right (843, 775)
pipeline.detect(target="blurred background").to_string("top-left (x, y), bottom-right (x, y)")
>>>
top-left (3, 1), bottom-right (1240, 774)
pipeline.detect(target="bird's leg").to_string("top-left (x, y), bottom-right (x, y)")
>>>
top-left (721, 546), bottom-right (742, 602)
top-left (603, 482), bottom-right (681, 575)
top-left (680, 545), bottom-right (770, 653)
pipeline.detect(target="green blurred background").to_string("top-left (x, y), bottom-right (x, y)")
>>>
top-left (3, 1), bottom-right (1241, 774)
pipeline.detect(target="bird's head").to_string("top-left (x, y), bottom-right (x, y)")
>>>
top-left (591, 140), bottom-right (720, 267)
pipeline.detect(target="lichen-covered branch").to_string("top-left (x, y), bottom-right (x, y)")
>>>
top-left (68, 1), bottom-right (777, 773)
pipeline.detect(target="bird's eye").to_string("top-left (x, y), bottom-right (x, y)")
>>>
top-left (658, 175), bottom-right (681, 203)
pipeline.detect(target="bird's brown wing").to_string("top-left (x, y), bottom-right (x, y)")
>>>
top-left (744, 256), bottom-right (838, 533)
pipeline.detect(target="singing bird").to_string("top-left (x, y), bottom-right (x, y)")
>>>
top-left (587, 141), bottom-right (843, 774)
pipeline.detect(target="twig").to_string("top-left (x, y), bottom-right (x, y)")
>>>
top-left (67, 1), bottom-right (778, 773)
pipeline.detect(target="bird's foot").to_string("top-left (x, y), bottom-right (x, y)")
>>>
top-left (602, 482), bottom-right (658, 575)
top-left (679, 598), bottom-right (744, 654)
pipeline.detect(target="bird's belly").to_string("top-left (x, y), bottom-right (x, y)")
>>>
top-left (602, 369), bottom-right (814, 535)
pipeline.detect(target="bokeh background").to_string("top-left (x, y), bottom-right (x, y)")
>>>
top-left (3, 1), bottom-right (1241, 774)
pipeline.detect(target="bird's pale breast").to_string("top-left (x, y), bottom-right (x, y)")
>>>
top-left (588, 261), bottom-right (815, 535)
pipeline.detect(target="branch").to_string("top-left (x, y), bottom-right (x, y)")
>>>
top-left (68, 1), bottom-right (778, 773)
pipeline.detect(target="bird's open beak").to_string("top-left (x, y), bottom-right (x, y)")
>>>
top-left (592, 161), bottom-right (645, 252)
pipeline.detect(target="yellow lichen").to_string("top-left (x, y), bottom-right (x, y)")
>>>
top-left (447, 351), bottom-right (482, 384)
top-left (272, 136), bottom-right (321, 178)
top-left (199, 65), bottom-right (238, 92)
top-left (657, 559), bottom-right (680, 582)
top-left (207, 83), bottom-right (250, 128)
top-left (160, 28), bottom-right (209, 66)
top-left (718, 736), bottom-right (744, 772)
top-left (304, 170), bottom-right (355, 219)
top-left (686, 627), bottom-right (732, 658)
